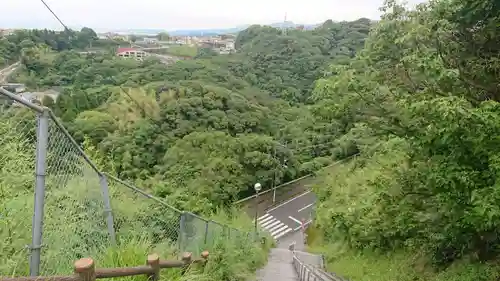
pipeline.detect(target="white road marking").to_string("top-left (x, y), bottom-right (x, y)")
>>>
top-left (259, 216), bottom-right (274, 224)
top-left (257, 214), bottom-right (293, 240)
top-left (257, 214), bottom-right (270, 221)
top-left (298, 203), bottom-right (313, 213)
top-left (259, 218), bottom-right (274, 227)
top-left (274, 228), bottom-right (293, 239)
top-left (271, 225), bottom-right (290, 236)
top-left (268, 222), bottom-right (286, 233)
top-left (293, 219), bottom-right (312, 231)
top-left (288, 215), bottom-right (302, 225)
top-left (266, 191), bottom-right (312, 212)
top-left (263, 220), bottom-right (281, 229)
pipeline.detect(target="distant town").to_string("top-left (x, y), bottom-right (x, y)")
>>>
top-left (0, 22), bottom-right (312, 104)
top-left (108, 32), bottom-right (237, 56)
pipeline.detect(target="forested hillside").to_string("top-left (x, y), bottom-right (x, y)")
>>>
top-left (4, 0), bottom-right (499, 279)
top-left (5, 18), bottom-right (370, 214)
top-left (0, 28), bottom-right (122, 67)
top-left (309, 0), bottom-right (500, 280)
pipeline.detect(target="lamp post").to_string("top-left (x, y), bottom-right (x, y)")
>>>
top-left (272, 141), bottom-right (288, 204)
top-left (254, 182), bottom-right (262, 233)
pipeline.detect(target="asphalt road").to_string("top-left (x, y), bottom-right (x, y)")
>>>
top-left (256, 191), bottom-right (316, 240)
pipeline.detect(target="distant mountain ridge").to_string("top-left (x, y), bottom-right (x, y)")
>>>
top-left (101, 21), bottom-right (321, 36)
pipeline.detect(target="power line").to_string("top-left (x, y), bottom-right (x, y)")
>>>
top-left (39, 0), bottom-right (69, 31)
top-left (37, 0), bottom-right (149, 117)
top-left (36, 0), bottom-right (341, 152)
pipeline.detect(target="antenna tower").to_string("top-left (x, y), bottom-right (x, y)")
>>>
top-left (283, 12), bottom-right (288, 35)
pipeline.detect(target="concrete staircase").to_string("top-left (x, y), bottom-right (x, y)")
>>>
top-left (255, 230), bottom-right (328, 281)
top-left (256, 248), bottom-right (298, 281)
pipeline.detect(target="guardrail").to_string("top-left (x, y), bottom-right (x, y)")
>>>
top-left (0, 252), bottom-right (209, 281)
top-left (292, 252), bottom-right (347, 281)
top-left (234, 154), bottom-right (360, 217)
top-left (234, 154), bottom-right (360, 206)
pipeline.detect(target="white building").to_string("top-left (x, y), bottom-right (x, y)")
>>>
top-left (116, 48), bottom-right (149, 60)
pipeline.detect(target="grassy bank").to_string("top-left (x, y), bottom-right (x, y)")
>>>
top-left (0, 111), bottom-right (271, 280)
top-left (307, 225), bottom-right (499, 281)
top-left (305, 151), bottom-right (500, 281)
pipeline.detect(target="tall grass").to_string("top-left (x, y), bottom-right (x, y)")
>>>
top-left (0, 107), bottom-right (271, 280)
top-left (306, 156), bottom-right (500, 281)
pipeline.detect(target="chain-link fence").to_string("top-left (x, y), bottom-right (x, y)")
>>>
top-left (0, 87), bottom-right (260, 277)
top-left (0, 91), bottom-right (37, 276)
top-left (40, 114), bottom-right (114, 275)
top-left (106, 175), bottom-right (181, 257)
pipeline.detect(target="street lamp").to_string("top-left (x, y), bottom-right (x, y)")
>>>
top-left (272, 158), bottom-right (288, 204)
top-left (254, 182), bottom-right (262, 233)
top-left (272, 141), bottom-right (289, 204)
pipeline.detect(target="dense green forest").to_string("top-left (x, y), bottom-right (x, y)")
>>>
top-left (4, 0), bottom-right (499, 279)
top-left (0, 28), bottom-right (123, 67)
top-left (307, 0), bottom-right (500, 280)
top-left (5, 18), bottom-right (370, 213)
top-left (0, 17), bottom-right (370, 279)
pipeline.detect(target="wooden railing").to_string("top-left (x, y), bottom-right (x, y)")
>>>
top-left (0, 251), bottom-right (209, 281)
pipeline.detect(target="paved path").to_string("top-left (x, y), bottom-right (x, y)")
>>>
top-left (255, 248), bottom-right (298, 281)
top-left (255, 229), bottom-right (325, 281)
top-left (257, 191), bottom-right (316, 240)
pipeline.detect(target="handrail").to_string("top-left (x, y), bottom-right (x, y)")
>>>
top-left (292, 252), bottom-right (348, 281)
top-left (0, 252), bottom-right (209, 281)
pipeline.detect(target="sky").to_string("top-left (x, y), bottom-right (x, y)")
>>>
top-left (1, 0), bottom-right (427, 32)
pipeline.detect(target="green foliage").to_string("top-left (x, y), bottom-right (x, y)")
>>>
top-left (167, 45), bottom-right (198, 57)
top-left (0, 27), bottom-right (107, 67)
top-left (309, 0), bottom-right (500, 279)
top-left (8, 18), bottom-right (371, 214)
top-left (233, 20), bottom-right (371, 103)
top-left (0, 114), bottom-right (269, 279)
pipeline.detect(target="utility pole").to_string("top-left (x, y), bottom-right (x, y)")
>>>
top-left (272, 139), bottom-right (287, 204)
top-left (272, 145), bottom-right (277, 204)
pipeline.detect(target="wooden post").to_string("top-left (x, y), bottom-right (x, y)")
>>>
top-left (146, 253), bottom-right (160, 281)
top-left (201, 251), bottom-right (209, 266)
top-left (181, 252), bottom-right (192, 275)
top-left (74, 258), bottom-right (95, 281)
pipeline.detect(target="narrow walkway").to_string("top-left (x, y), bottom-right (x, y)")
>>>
top-left (256, 229), bottom-right (327, 281)
top-left (256, 230), bottom-right (312, 281)
top-left (256, 248), bottom-right (298, 281)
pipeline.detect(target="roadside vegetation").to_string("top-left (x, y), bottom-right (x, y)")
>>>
top-left (4, 0), bottom-right (496, 279)
top-left (308, 0), bottom-right (500, 280)
top-left (0, 16), bottom-right (368, 280)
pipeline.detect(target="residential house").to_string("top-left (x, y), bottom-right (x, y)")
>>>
top-left (116, 48), bottom-right (149, 60)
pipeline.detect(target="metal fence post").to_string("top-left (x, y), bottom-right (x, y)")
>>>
top-left (203, 220), bottom-right (209, 245)
top-left (99, 174), bottom-right (116, 244)
top-left (178, 212), bottom-right (186, 253)
top-left (30, 109), bottom-right (49, 276)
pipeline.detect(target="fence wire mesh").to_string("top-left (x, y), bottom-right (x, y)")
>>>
top-left (107, 176), bottom-right (182, 258)
top-left (40, 118), bottom-right (109, 275)
top-left (0, 95), bottom-right (37, 276)
top-left (180, 212), bottom-right (255, 257)
top-left (0, 88), bottom-right (259, 277)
